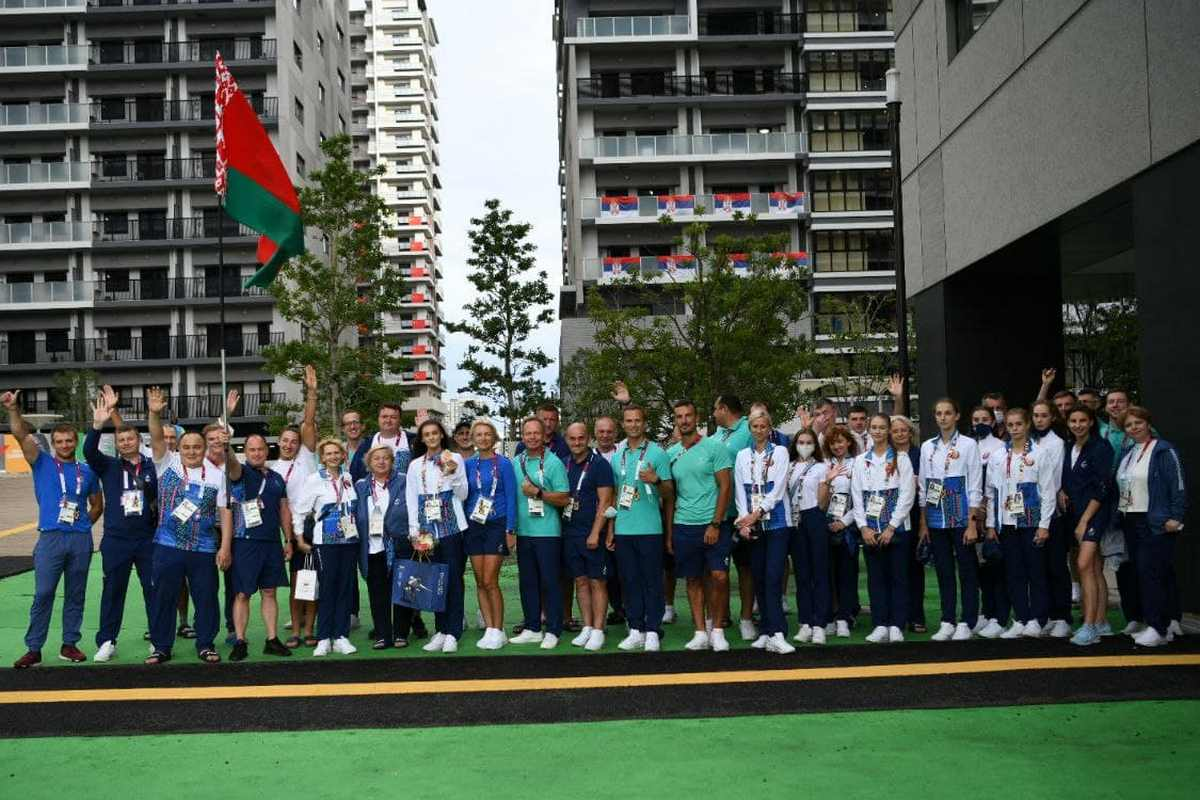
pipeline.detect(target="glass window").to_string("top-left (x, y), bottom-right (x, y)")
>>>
top-left (953, 0), bottom-right (1004, 55)
top-left (807, 109), bottom-right (890, 152)
top-left (805, 49), bottom-right (893, 92)
top-left (813, 230), bottom-right (895, 272)
top-left (809, 170), bottom-right (892, 212)
top-left (806, 0), bottom-right (893, 34)
top-left (293, 98), bottom-right (305, 125)
top-left (813, 291), bottom-right (896, 335)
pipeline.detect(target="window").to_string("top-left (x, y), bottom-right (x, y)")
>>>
top-left (335, 24), bottom-right (345, 44)
top-left (806, 0), bottom-right (893, 34)
top-left (805, 49), bottom-right (893, 92)
top-left (293, 98), bottom-right (305, 125)
top-left (808, 110), bottom-right (890, 152)
top-left (318, 82), bottom-right (326, 104)
top-left (813, 230), bottom-right (894, 273)
top-left (296, 153), bottom-right (306, 176)
top-left (337, 69), bottom-right (346, 91)
top-left (338, 114), bottom-right (346, 133)
top-left (44, 329), bottom-right (70, 353)
top-left (293, 41), bottom-right (303, 69)
top-left (810, 169), bottom-right (892, 212)
top-left (44, 270), bottom-right (67, 282)
top-left (316, 33), bottom-right (324, 54)
top-left (952, 0), bottom-right (1003, 55)
top-left (813, 291), bottom-right (896, 335)
top-left (104, 327), bottom-right (132, 352)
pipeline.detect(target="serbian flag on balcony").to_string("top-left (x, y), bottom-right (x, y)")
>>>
top-left (214, 54), bottom-right (305, 289)
top-left (602, 256), bottom-right (640, 277)
top-left (657, 194), bottom-right (695, 217)
top-left (770, 251), bottom-right (810, 268)
top-left (657, 254), bottom-right (696, 275)
top-left (768, 191), bottom-right (806, 215)
top-left (601, 195), bottom-right (638, 218)
top-left (729, 253), bottom-right (750, 273)
top-left (714, 192), bottom-right (752, 215)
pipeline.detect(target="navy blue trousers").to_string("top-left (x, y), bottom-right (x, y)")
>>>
top-left (615, 534), bottom-right (664, 636)
top-left (1046, 517), bottom-right (1073, 623)
top-left (930, 527), bottom-right (980, 627)
top-left (830, 526), bottom-right (860, 623)
top-left (863, 530), bottom-right (910, 628)
top-left (150, 544), bottom-right (218, 654)
top-left (979, 547), bottom-right (1010, 623)
top-left (999, 526), bottom-right (1048, 625)
top-left (1124, 514), bottom-right (1178, 636)
top-left (95, 535), bottom-right (154, 647)
top-left (433, 533), bottom-right (466, 638)
top-left (517, 536), bottom-right (562, 636)
top-left (908, 532), bottom-right (926, 627)
top-left (26, 531), bottom-right (92, 652)
top-left (750, 527), bottom-right (790, 637)
top-left (791, 509), bottom-right (831, 628)
top-left (315, 544), bottom-right (357, 641)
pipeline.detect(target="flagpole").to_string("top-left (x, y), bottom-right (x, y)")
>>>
top-left (218, 196), bottom-right (228, 434)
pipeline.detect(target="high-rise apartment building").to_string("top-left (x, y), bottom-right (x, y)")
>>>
top-left (0, 0), bottom-right (349, 433)
top-left (554, 0), bottom-right (896, 399)
top-left (349, 0), bottom-right (445, 415)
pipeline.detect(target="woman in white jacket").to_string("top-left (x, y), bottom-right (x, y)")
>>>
top-left (1031, 400), bottom-right (1070, 638)
top-left (786, 429), bottom-right (829, 645)
top-left (851, 414), bottom-right (916, 644)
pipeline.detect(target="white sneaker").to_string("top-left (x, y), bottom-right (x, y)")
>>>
top-left (793, 624), bottom-right (812, 643)
top-left (685, 631), bottom-right (710, 651)
top-left (148, 644), bottom-right (157, 656)
top-left (931, 622), bottom-right (955, 642)
top-left (1022, 620), bottom-right (1043, 638)
top-left (972, 616), bottom-right (988, 634)
top-left (766, 633), bottom-right (796, 654)
top-left (710, 628), bottom-right (730, 652)
top-left (979, 619), bottom-right (1004, 639)
top-left (476, 629), bottom-right (498, 650)
top-left (811, 626), bottom-right (826, 645)
top-left (571, 626), bottom-right (594, 647)
top-left (510, 629), bottom-right (544, 645)
top-left (826, 623), bottom-right (837, 636)
top-left (313, 638), bottom-right (332, 656)
top-left (644, 632), bottom-right (661, 652)
top-left (739, 619), bottom-right (758, 641)
top-left (441, 635), bottom-right (458, 653)
top-left (584, 629), bottom-right (605, 651)
top-left (952, 623), bottom-right (972, 641)
top-left (333, 636), bottom-right (357, 655)
top-left (1000, 622), bottom-right (1025, 639)
top-left (1133, 626), bottom-right (1166, 647)
top-left (751, 634), bottom-right (769, 650)
top-left (1168, 620), bottom-right (1184, 638)
top-left (705, 617), bottom-right (714, 634)
top-left (496, 629), bottom-right (509, 646)
top-left (1048, 620), bottom-right (1071, 639)
top-left (349, 614), bottom-right (360, 630)
top-left (94, 640), bottom-right (117, 663)
top-left (618, 630), bottom-right (645, 651)
top-left (1122, 621), bottom-right (1145, 636)
top-left (662, 606), bottom-right (677, 624)
top-left (888, 626), bottom-right (905, 643)
top-left (539, 633), bottom-right (559, 650)
top-left (835, 620), bottom-right (851, 638)
top-left (865, 626), bottom-right (889, 643)
top-left (422, 632), bottom-right (448, 651)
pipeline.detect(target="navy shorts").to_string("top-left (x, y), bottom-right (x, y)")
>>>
top-left (464, 518), bottom-right (509, 557)
top-left (730, 529), bottom-right (753, 565)
top-left (231, 539), bottom-right (288, 596)
top-left (563, 535), bottom-right (607, 579)
top-left (1067, 513), bottom-right (1103, 544)
top-left (672, 522), bottom-right (733, 578)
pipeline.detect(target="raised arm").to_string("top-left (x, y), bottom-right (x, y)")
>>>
top-left (300, 365), bottom-right (318, 453)
top-left (1, 391), bottom-right (40, 465)
top-left (888, 373), bottom-right (906, 418)
top-left (146, 386), bottom-right (168, 462)
top-left (1036, 368), bottom-right (1056, 404)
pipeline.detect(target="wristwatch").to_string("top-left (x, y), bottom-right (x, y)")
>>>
top-left (536, 488), bottom-right (544, 499)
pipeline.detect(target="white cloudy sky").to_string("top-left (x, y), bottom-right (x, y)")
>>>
top-left (431, 0), bottom-right (562, 400)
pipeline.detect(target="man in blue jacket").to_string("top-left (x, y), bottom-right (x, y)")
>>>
top-left (84, 387), bottom-right (158, 662)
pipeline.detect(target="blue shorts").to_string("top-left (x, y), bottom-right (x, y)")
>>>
top-left (1067, 513), bottom-right (1104, 544)
top-left (672, 522), bottom-right (733, 578)
top-left (464, 518), bottom-right (509, 557)
top-left (231, 538), bottom-right (288, 596)
top-left (563, 535), bottom-right (607, 580)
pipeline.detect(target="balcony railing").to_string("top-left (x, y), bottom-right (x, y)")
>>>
top-left (0, 281), bottom-right (91, 304)
top-left (578, 70), bottom-right (806, 100)
top-left (0, 221), bottom-right (91, 245)
top-left (92, 156), bottom-right (215, 183)
top-left (0, 332), bottom-right (284, 366)
top-left (89, 96), bottom-right (277, 124)
top-left (575, 14), bottom-right (689, 38)
top-left (0, 161), bottom-right (90, 185)
top-left (698, 11), bottom-right (804, 35)
top-left (0, 44), bottom-right (89, 67)
top-left (116, 392), bottom-right (286, 420)
top-left (0, 103), bottom-right (88, 127)
top-left (580, 131), bottom-right (806, 160)
top-left (86, 0), bottom-right (274, 7)
top-left (94, 276), bottom-right (267, 301)
top-left (92, 217), bottom-right (257, 242)
top-left (582, 191), bottom-right (806, 220)
top-left (1, 0), bottom-right (85, 9)
top-left (807, 1), bottom-right (893, 33)
top-left (88, 38), bottom-right (275, 66)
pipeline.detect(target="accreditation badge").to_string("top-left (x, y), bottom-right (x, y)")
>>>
top-left (925, 480), bottom-right (944, 507)
top-left (121, 490), bottom-right (144, 517)
top-left (470, 498), bottom-right (493, 525)
top-left (172, 498), bottom-right (198, 523)
top-left (618, 484), bottom-right (637, 509)
top-left (339, 513), bottom-right (358, 540)
top-left (866, 493), bottom-right (885, 519)
top-left (828, 493), bottom-right (849, 518)
top-left (423, 497), bottom-right (442, 522)
top-left (527, 497), bottom-right (545, 517)
top-left (369, 510), bottom-right (385, 537)
top-left (1005, 492), bottom-right (1025, 515)
top-left (242, 498), bottom-right (263, 528)
top-left (58, 500), bottom-right (80, 525)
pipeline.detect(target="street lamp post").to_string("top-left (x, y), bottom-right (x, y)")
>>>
top-left (886, 67), bottom-right (910, 406)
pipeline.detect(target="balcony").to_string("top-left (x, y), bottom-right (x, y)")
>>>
top-left (83, 0), bottom-right (274, 15)
top-left (584, 251), bottom-right (808, 285)
top-left (806, 1), bottom-right (893, 34)
top-left (0, 161), bottom-right (90, 190)
top-left (0, 280), bottom-right (93, 310)
top-left (89, 96), bottom-right (277, 127)
top-left (582, 191), bottom-right (806, 223)
top-left (93, 277), bottom-right (268, 303)
top-left (698, 11), bottom-right (804, 37)
top-left (0, 0), bottom-right (85, 14)
top-left (579, 132), bottom-right (806, 163)
top-left (0, 332), bottom-right (285, 367)
top-left (573, 14), bottom-right (690, 40)
top-left (88, 39), bottom-right (276, 71)
top-left (0, 103), bottom-right (89, 134)
top-left (578, 70), bottom-right (805, 102)
top-left (0, 221), bottom-right (92, 249)
top-left (92, 217), bottom-right (257, 245)
top-left (0, 44), bottom-right (88, 71)
top-left (91, 156), bottom-right (215, 185)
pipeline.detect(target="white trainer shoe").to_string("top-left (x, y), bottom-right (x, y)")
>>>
top-left (662, 606), bottom-right (677, 624)
top-left (710, 628), bottom-right (730, 652)
top-left (1122, 621), bottom-right (1145, 636)
top-left (1000, 622), bottom-right (1025, 639)
top-left (1048, 620), bottom-right (1071, 639)
top-left (333, 636), bottom-right (357, 655)
top-left (1022, 620), bottom-right (1043, 638)
top-left (972, 616), bottom-right (989, 634)
top-left (865, 626), bottom-right (889, 643)
top-left (1133, 626), bottom-right (1166, 647)
top-left (684, 631), bottom-right (710, 651)
top-left (510, 629), bottom-right (544, 645)
top-left (644, 632), bottom-right (661, 652)
top-left (836, 620), bottom-right (851, 638)
top-left (979, 619), bottom-right (1004, 639)
top-left (441, 635), bottom-right (458, 653)
top-left (422, 633), bottom-right (447, 651)
top-left (313, 638), bottom-right (332, 656)
top-left (888, 626), bottom-right (904, 643)
top-left (751, 634), bottom-right (769, 650)
top-left (739, 619), bottom-right (758, 641)
top-left (766, 633), bottom-right (796, 654)
top-left (811, 626), bottom-right (826, 645)
top-left (952, 623), bottom-right (973, 641)
top-left (476, 630), bottom-right (497, 650)
top-left (793, 624), bottom-right (812, 643)
top-left (1168, 620), bottom-right (1184, 638)
top-left (94, 640), bottom-right (117, 663)
top-left (539, 633), bottom-right (559, 650)
top-left (572, 626), bottom-right (594, 647)
top-left (584, 629), bottom-right (605, 651)
top-left (618, 630), bottom-right (645, 651)
top-left (931, 622), bottom-right (955, 642)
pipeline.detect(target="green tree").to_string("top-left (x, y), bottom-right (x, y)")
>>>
top-left (445, 199), bottom-right (555, 441)
top-left (809, 291), bottom-right (917, 411)
top-left (52, 369), bottom-right (99, 430)
top-left (261, 134), bottom-right (406, 430)
top-left (1064, 299), bottom-right (1139, 393)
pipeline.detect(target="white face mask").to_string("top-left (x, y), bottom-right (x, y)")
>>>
top-left (797, 444), bottom-right (815, 460)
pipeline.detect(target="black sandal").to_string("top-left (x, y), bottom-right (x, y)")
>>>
top-left (372, 639), bottom-right (390, 650)
top-left (145, 650), bottom-right (171, 665)
top-left (303, 635), bottom-right (319, 647)
top-left (393, 637), bottom-right (409, 649)
top-left (199, 648), bottom-right (221, 664)
top-left (284, 636), bottom-right (302, 649)
top-left (177, 624), bottom-right (197, 639)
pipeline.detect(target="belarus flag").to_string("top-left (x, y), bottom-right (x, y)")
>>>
top-left (601, 195), bottom-right (639, 218)
top-left (714, 193), bottom-right (751, 215)
top-left (657, 194), bottom-right (695, 217)
top-left (768, 192), bottom-right (806, 214)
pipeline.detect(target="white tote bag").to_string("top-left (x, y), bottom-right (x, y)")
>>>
top-left (294, 552), bottom-right (319, 601)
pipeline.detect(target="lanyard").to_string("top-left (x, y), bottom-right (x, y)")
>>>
top-left (864, 448), bottom-right (895, 489)
top-left (520, 452), bottom-right (545, 489)
top-left (473, 455), bottom-right (500, 499)
top-left (376, 431), bottom-right (405, 451)
top-left (55, 458), bottom-right (83, 499)
top-left (1005, 439), bottom-right (1032, 482)
top-left (419, 453), bottom-right (443, 496)
top-left (283, 460), bottom-right (296, 484)
top-left (250, 467), bottom-right (268, 501)
top-left (327, 468), bottom-right (349, 509)
top-left (620, 441), bottom-right (649, 483)
top-left (169, 461), bottom-right (205, 512)
top-left (370, 477), bottom-right (388, 512)
top-left (570, 451), bottom-right (594, 499)
top-left (1119, 439), bottom-right (1155, 476)
top-left (928, 432), bottom-right (959, 477)
top-left (122, 458), bottom-right (143, 491)
top-left (721, 425), bottom-right (736, 443)
top-left (750, 443), bottom-right (773, 493)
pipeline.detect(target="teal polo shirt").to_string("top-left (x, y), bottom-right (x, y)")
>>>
top-left (714, 416), bottom-right (752, 519)
top-left (613, 440), bottom-right (672, 535)
top-left (512, 451), bottom-right (569, 537)
top-left (666, 435), bottom-right (733, 525)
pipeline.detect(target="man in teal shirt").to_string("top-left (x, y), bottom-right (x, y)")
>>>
top-left (667, 399), bottom-right (734, 652)
top-left (712, 394), bottom-right (757, 642)
top-left (509, 417), bottom-right (571, 649)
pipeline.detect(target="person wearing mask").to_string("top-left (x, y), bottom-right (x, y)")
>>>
top-left (981, 393), bottom-right (1008, 439)
top-left (562, 422), bottom-right (615, 651)
top-left (509, 417), bottom-right (571, 648)
top-left (4, 392), bottom-right (103, 668)
top-left (734, 410), bottom-right (794, 654)
top-left (1117, 407), bottom-right (1186, 647)
top-left (846, 406), bottom-right (871, 455)
top-left (405, 420), bottom-right (469, 653)
top-left (787, 429), bottom-right (829, 645)
top-left (919, 400), bottom-right (983, 642)
top-left (463, 419), bottom-right (516, 649)
top-left (355, 446), bottom-right (411, 649)
top-left (852, 414), bottom-right (916, 643)
top-left (1058, 404), bottom-right (1114, 646)
top-left (84, 387), bottom-right (157, 663)
top-left (986, 408), bottom-right (1057, 639)
top-left (889, 414), bottom-right (925, 634)
top-left (667, 400), bottom-right (735, 652)
top-left (970, 407), bottom-right (1009, 639)
top-left (295, 439), bottom-right (359, 656)
top-left (1031, 400), bottom-right (1070, 638)
top-left (821, 426), bottom-right (860, 638)
top-left (611, 405), bottom-right (674, 652)
top-left (274, 366), bottom-right (320, 648)
top-left (712, 394), bottom-right (757, 643)
top-left (593, 415), bottom-right (623, 625)
top-left (144, 387), bottom-right (232, 664)
top-left (225, 433), bottom-right (293, 660)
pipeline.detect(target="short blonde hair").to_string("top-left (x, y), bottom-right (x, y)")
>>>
top-left (364, 445), bottom-right (395, 468)
top-left (317, 437), bottom-right (347, 459)
top-left (470, 418), bottom-right (499, 440)
top-left (890, 415), bottom-right (916, 437)
top-left (748, 408), bottom-right (772, 426)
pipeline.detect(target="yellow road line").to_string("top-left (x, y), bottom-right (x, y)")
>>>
top-left (0, 522), bottom-right (36, 539)
top-left (3, 654), bottom-right (1198, 705)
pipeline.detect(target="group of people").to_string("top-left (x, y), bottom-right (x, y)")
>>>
top-left (3, 366), bottom-right (1187, 667)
